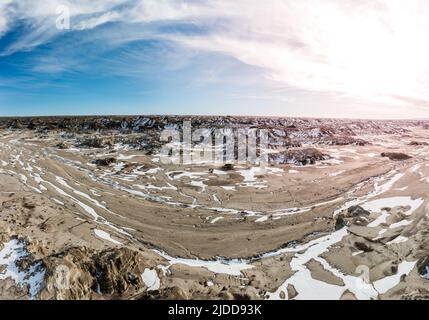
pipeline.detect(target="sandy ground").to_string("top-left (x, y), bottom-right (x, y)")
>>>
top-left (0, 124), bottom-right (428, 300)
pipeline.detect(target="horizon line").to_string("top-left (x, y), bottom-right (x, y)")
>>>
top-left (1, 113), bottom-right (429, 122)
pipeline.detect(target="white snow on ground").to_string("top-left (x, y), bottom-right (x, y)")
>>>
top-left (167, 171), bottom-right (207, 181)
top-left (373, 261), bottom-right (416, 294)
top-left (5, 169), bottom-right (45, 194)
top-left (237, 167), bottom-right (258, 182)
top-left (271, 197), bottom-right (343, 218)
top-left (213, 169), bottom-right (227, 176)
top-left (267, 228), bottom-right (372, 300)
top-left (389, 219), bottom-right (412, 229)
top-left (167, 171), bottom-right (208, 191)
top-left (90, 189), bottom-right (101, 197)
top-left (386, 236), bottom-right (409, 245)
top-left (255, 216), bottom-right (268, 223)
top-left (329, 170), bottom-right (345, 177)
top-left (367, 210), bottom-right (390, 228)
top-left (213, 194), bottom-right (220, 203)
top-left (0, 239), bottom-right (45, 298)
top-left (266, 167), bottom-right (284, 175)
top-left (236, 167), bottom-right (283, 188)
top-left (154, 250), bottom-right (253, 276)
top-left (288, 170), bottom-right (299, 174)
top-left (333, 172), bottom-right (405, 217)
top-left (112, 162), bottom-right (126, 172)
top-left (189, 179), bottom-right (206, 190)
top-left (411, 164), bottom-right (422, 173)
top-left (94, 229), bottom-right (122, 245)
top-left (55, 176), bottom-right (123, 219)
top-left (363, 196), bottom-right (423, 218)
top-left (266, 228), bottom-right (416, 300)
top-left (19, 173), bottom-right (27, 184)
top-left (365, 153), bottom-right (378, 158)
top-left (143, 167), bottom-right (162, 175)
top-left (221, 186), bottom-right (236, 191)
top-left (117, 154), bottom-right (137, 160)
top-left (420, 176), bottom-right (429, 183)
top-left (237, 167), bottom-right (266, 188)
top-left (141, 268), bottom-right (161, 291)
top-left (362, 196), bottom-right (424, 228)
top-left (51, 198), bottom-right (65, 206)
top-left (210, 217), bottom-right (224, 224)
top-left (395, 186), bottom-right (408, 191)
top-left (135, 183), bottom-right (177, 191)
top-left (372, 173), bottom-right (405, 196)
top-left (45, 180), bottom-right (100, 221)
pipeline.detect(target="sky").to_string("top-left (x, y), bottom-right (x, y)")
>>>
top-left (1, 0), bottom-right (429, 119)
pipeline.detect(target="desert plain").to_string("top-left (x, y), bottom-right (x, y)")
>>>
top-left (0, 116), bottom-right (428, 300)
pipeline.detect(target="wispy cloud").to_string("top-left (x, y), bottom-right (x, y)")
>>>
top-left (2, 0), bottom-right (429, 117)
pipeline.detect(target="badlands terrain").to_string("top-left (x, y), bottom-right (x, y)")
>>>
top-left (0, 116), bottom-right (428, 300)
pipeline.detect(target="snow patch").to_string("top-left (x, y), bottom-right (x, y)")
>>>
top-left (94, 229), bottom-right (122, 245)
top-left (142, 268), bottom-right (160, 291)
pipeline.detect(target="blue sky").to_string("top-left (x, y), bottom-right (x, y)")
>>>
top-left (1, 0), bottom-right (429, 118)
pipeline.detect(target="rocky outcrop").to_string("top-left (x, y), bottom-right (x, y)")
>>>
top-left (287, 284), bottom-right (298, 299)
top-left (409, 141), bottom-right (428, 146)
top-left (221, 163), bottom-right (234, 171)
top-left (77, 136), bottom-right (115, 149)
top-left (335, 215), bottom-right (347, 230)
top-left (7, 120), bottom-right (23, 130)
top-left (0, 115), bottom-right (420, 139)
top-left (347, 205), bottom-right (370, 217)
top-left (40, 247), bottom-right (157, 300)
top-left (91, 158), bottom-right (117, 166)
top-left (272, 148), bottom-right (329, 166)
top-left (381, 152), bottom-right (412, 161)
top-left (417, 257), bottom-right (429, 280)
top-left (55, 142), bottom-right (68, 149)
top-left (319, 136), bottom-right (369, 146)
top-left (335, 205), bottom-right (370, 229)
top-left (354, 242), bottom-right (373, 252)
